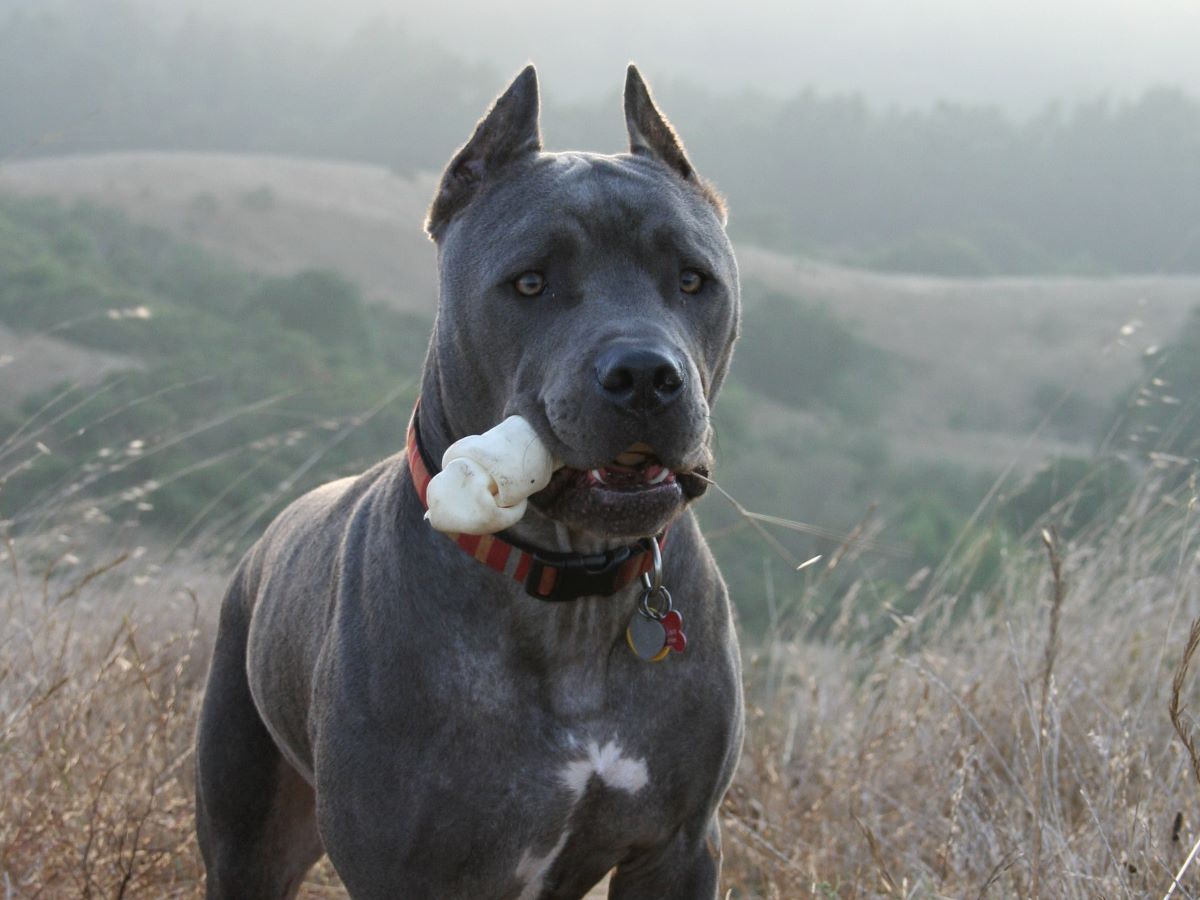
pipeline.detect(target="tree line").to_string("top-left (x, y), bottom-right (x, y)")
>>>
top-left (4, 2), bottom-right (1200, 275)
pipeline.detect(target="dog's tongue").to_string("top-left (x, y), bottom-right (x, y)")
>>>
top-left (613, 443), bottom-right (655, 467)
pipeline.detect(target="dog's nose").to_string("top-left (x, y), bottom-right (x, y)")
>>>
top-left (595, 346), bottom-right (686, 414)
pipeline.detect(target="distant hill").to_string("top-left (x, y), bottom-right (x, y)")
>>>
top-left (0, 188), bottom-right (431, 542)
top-left (738, 247), bottom-right (1200, 464)
top-left (0, 323), bottom-right (137, 412)
top-left (8, 2), bottom-right (1200, 275)
top-left (3, 152), bottom-right (1194, 471)
top-left (0, 153), bottom-right (438, 313)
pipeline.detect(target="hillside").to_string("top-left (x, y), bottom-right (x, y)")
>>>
top-left (3, 152), bottom-right (1196, 470)
top-left (0, 323), bottom-right (137, 412)
top-left (739, 247), bottom-right (1200, 464)
top-left (0, 153), bottom-right (439, 313)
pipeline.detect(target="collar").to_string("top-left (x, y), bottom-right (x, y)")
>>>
top-left (406, 408), bottom-right (665, 602)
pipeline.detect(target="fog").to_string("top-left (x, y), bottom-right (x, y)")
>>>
top-left (139, 0), bottom-right (1200, 110)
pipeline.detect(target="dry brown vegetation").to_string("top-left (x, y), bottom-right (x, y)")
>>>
top-left (1, 467), bottom-right (1198, 898)
top-left (724, 471), bottom-right (1200, 898)
top-left (1, 544), bottom-right (209, 897)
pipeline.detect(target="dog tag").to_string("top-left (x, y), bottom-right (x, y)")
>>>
top-left (626, 609), bottom-right (686, 663)
top-left (660, 609), bottom-right (687, 654)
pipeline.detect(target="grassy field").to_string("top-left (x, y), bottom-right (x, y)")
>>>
top-left (2, 466), bottom-right (1199, 897)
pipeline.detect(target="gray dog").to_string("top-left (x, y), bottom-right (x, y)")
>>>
top-left (195, 64), bottom-right (744, 899)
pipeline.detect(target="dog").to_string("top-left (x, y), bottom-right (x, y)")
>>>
top-left (195, 64), bottom-right (744, 899)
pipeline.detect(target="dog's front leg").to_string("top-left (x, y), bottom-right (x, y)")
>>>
top-left (608, 817), bottom-right (722, 900)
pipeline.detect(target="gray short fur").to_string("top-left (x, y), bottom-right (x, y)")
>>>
top-left (194, 64), bottom-right (744, 899)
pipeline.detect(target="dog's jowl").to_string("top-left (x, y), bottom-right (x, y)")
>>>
top-left (195, 64), bottom-right (744, 900)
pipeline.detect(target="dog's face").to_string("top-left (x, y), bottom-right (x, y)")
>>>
top-left (425, 66), bottom-right (739, 540)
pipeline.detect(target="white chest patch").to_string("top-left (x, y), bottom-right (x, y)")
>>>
top-left (513, 738), bottom-right (650, 898)
top-left (559, 739), bottom-right (650, 800)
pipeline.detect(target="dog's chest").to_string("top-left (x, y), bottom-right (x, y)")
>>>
top-left (318, 557), bottom-right (735, 895)
top-left (501, 731), bottom-right (658, 894)
top-left (503, 665), bottom-right (716, 892)
top-left (431, 638), bottom-right (704, 894)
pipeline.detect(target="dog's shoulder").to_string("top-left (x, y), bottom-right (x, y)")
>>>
top-left (243, 453), bottom-right (408, 593)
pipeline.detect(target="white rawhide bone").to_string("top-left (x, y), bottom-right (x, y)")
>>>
top-left (424, 416), bottom-right (558, 535)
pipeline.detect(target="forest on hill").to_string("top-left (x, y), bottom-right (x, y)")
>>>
top-left (4, 0), bottom-right (1200, 275)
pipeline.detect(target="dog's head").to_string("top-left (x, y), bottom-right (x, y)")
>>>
top-left (424, 65), bottom-right (739, 541)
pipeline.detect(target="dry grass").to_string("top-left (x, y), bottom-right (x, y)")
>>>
top-left (0, 543), bottom-right (209, 896)
top-left (2, 470), bottom-right (1199, 898)
top-left (722, 472), bottom-right (1200, 898)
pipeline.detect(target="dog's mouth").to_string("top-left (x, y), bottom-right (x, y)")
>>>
top-left (559, 443), bottom-right (708, 498)
top-left (530, 442), bottom-right (709, 537)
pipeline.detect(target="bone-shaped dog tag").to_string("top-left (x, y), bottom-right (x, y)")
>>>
top-left (626, 609), bottom-right (686, 663)
top-left (661, 610), bottom-right (687, 654)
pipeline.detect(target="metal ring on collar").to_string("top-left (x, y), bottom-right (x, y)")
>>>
top-left (639, 585), bottom-right (673, 620)
top-left (640, 536), bottom-right (663, 594)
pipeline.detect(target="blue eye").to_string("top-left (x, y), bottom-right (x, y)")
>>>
top-left (514, 271), bottom-right (547, 297)
top-left (680, 270), bottom-right (704, 294)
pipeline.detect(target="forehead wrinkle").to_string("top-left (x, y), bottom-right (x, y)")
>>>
top-left (650, 220), bottom-right (729, 269)
top-left (566, 163), bottom-right (729, 269)
top-left (489, 152), bottom-right (689, 236)
top-left (539, 153), bottom-right (673, 222)
top-left (452, 150), bottom-right (731, 279)
top-left (459, 194), bottom-right (581, 273)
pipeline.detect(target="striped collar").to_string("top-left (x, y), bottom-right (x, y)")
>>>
top-left (406, 409), bottom-right (664, 602)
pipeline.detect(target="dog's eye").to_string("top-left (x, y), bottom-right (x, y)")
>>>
top-left (514, 271), bottom-right (547, 297)
top-left (680, 270), bottom-right (705, 295)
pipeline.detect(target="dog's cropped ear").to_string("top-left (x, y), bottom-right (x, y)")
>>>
top-left (624, 64), bottom-right (726, 225)
top-left (426, 65), bottom-right (542, 239)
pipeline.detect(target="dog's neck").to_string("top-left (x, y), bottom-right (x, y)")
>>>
top-left (414, 360), bottom-right (457, 467)
top-left (414, 379), bottom-right (646, 718)
top-left (508, 583), bottom-right (644, 720)
top-left (509, 509), bottom-right (628, 556)
top-left (412, 380), bottom-right (689, 718)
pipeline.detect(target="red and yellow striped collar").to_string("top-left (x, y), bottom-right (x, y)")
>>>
top-left (406, 409), bottom-right (664, 602)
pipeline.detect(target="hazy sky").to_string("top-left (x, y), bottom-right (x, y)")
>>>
top-left (156, 0), bottom-right (1200, 110)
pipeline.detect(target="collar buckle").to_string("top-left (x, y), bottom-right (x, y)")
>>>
top-left (524, 544), bottom-right (634, 602)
